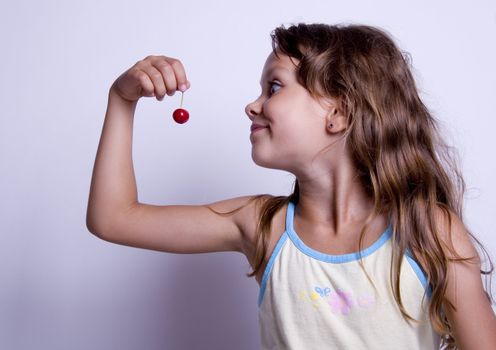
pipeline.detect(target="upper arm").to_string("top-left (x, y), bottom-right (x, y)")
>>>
top-left (434, 208), bottom-right (496, 349)
top-left (88, 195), bottom-right (262, 255)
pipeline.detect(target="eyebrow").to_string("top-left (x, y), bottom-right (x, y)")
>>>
top-left (259, 67), bottom-right (290, 86)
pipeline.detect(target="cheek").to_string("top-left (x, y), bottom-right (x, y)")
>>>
top-left (264, 94), bottom-right (302, 125)
top-left (264, 93), bottom-right (323, 140)
top-left (264, 97), bottom-right (284, 118)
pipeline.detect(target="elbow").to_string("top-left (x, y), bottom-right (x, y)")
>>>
top-left (86, 221), bottom-right (114, 243)
top-left (86, 211), bottom-right (122, 244)
top-left (86, 202), bottom-right (114, 239)
top-left (85, 202), bottom-right (138, 240)
top-left (86, 202), bottom-right (101, 236)
top-left (86, 219), bottom-right (103, 239)
top-left (86, 212), bottom-right (109, 239)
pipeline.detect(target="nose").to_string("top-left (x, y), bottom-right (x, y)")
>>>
top-left (245, 98), bottom-right (262, 121)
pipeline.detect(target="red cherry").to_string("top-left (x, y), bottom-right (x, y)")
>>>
top-left (173, 108), bottom-right (189, 124)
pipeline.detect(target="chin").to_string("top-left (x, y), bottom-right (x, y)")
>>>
top-left (251, 151), bottom-right (271, 168)
top-left (251, 151), bottom-right (286, 171)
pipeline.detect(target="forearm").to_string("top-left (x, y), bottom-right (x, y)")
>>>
top-left (86, 86), bottom-right (139, 235)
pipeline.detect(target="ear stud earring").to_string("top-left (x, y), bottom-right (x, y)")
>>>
top-left (328, 123), bottom-right (334, 128)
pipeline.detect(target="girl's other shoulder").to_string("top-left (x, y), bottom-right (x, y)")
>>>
top-left (429, 206), bottom-right (496, 348)
top-left (432, 206), bottom-right (479, 265)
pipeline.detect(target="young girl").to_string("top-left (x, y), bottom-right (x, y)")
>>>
top-left (86, 22), bottom-right (496, 349)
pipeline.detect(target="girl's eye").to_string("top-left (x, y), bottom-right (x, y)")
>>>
top-left (269, 81), bottom-right (281, 95)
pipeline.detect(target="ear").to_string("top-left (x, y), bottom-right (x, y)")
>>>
top-left (326, 104), bottom-right (347, 133)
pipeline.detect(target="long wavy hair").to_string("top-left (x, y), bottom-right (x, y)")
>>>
top-left (208, 22), bottom-right (494, 349)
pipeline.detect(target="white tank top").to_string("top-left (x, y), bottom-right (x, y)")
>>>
top-left (258, 201), bottom-right (441, 349)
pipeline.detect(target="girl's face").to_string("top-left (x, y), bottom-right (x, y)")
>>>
top-left (245, 50), bottom-right (336, 174)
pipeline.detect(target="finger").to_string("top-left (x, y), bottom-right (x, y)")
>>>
top-left (156, 60), bottom-right (178, 96)
top-left (141, 64), bottom-right (168, 100)
top-left (133, 68), bottom-right (155, 98)
top-left (153, 56), bottom-right (189, 93)
top-left (167, 58), bottom-right (189, 92)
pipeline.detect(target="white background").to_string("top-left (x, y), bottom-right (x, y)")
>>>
top-left (1, 0), bottom-right (495, 349)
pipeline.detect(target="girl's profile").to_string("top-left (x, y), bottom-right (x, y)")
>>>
top-left (86, 22), bottom-right (496, 349)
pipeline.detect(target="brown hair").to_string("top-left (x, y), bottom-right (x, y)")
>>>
top-left (209, 22), bottom-right (494, 349)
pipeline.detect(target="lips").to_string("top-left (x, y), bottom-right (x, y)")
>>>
top-left (251, 124), bottom-right (268, 132)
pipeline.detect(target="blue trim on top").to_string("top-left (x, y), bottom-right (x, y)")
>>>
top-left (285, 201), bottom-right (393, 263)
top-left (405, 250), bottom-right (433, 299)
top-left (258, 231), bottom-right (288, 307)
top-left (257, 201), bottom-right (433, 307)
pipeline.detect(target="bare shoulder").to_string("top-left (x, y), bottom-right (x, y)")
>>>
top-left (432, 206), bottom-right (479, 263)
top-left (412, 206), bottom-right (478, 267)
top-left (229, 194), bottom-right (275, 255)
top-left (205, 193), bottom-right (272, 238)
top-left (429, 206), bottom-right (496, 348)
top-left (232, 194), bottom-right (289, 281)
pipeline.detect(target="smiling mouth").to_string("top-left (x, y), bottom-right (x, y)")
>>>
top-left (251, 126), bottom-right (268, 133)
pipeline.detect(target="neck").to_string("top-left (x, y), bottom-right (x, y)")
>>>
top-left (294, 170), bottom-right (378, 234)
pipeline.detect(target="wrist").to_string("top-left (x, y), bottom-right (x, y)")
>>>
top-left (108, 84), bottom-right (138, 108)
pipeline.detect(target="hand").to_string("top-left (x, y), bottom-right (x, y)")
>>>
top-left (110, 55), bottom-right (191, 103)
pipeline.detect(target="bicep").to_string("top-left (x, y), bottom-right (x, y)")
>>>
top-left (94, 195), bottom-right (259, 255)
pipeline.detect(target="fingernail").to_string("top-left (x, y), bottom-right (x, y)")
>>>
top-left (179, 83), bottom-right (187, 92)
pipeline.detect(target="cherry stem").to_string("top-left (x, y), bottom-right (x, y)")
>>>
top-left (180, 91), bottom-right (184, 108)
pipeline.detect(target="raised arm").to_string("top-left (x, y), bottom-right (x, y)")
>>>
top-left (86, 55), bottom-right (256, 255)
